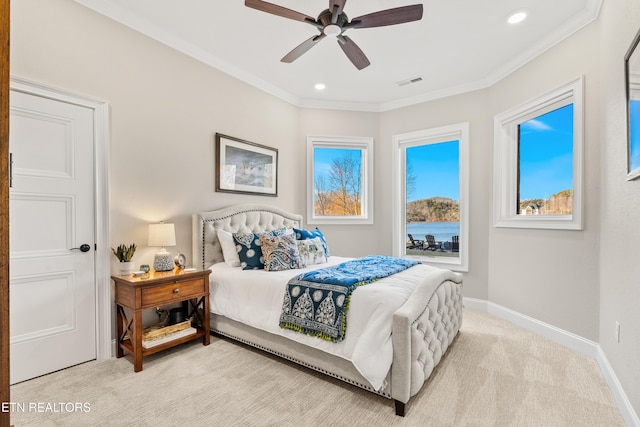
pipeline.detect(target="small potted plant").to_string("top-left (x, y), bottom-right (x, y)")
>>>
top-left (112, 243), bottom-right (136, 275)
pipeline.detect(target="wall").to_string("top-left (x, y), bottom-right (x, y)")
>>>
top-left (10, 0), bottom-right (300, 270)
top-left (297, 108), bottom-right (380, 258)
top-left (487, 22), bottom-right (602, 341)
top-left (599, 0), bottom-right (640, 416)
top-left (379, 89), bottom-right (492, 300)
top-left (377, 17), bottom-right (603, 339)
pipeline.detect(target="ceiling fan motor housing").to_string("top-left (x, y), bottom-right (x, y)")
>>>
top-left (318, 9), bottom-right (349, 28)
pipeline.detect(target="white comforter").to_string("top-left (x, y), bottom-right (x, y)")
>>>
top-left (209, 257), bottom-right (452, 390)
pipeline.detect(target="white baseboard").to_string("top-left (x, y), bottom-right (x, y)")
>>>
top-left (464, 297), bottom-right (639, 427)
top-left (596, 346), bottom-right (640, 427)
top-left (464, 297), bottom-right (598, 357)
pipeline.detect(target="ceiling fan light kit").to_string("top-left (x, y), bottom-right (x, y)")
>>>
top-left (323, 24), bottom-right (342, 37)
top-left (245, 0), bottom-right (424, 70)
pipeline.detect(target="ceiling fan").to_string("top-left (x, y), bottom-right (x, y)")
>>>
top-left (245, 0), bottom-right (424, 70)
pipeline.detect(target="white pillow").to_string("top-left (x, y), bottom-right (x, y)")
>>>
top-left (296, 237), bottom-right (327, 267)
top-left (217, 228), bottom-right (241, 267)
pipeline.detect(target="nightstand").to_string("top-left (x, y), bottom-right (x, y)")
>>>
top-left (112, 268), bottom-right (211, 372)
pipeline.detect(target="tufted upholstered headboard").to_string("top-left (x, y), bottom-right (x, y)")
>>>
top-left (192, 203), bottom-right (303, 270)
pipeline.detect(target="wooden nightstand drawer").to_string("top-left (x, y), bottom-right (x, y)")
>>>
top-left (141, 278), bottom-right (205, 307)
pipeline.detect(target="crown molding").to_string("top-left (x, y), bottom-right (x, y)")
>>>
top-left (74, 0), bottom-right (602, 113)
top-left (73, 0), bottom-right (301, 106)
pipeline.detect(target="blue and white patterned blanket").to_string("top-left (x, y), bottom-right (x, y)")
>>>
top-left (279, 255), bottom-right (419, 342)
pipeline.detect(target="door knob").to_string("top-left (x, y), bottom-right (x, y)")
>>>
top-left (70, 244), bottom-right (91, 253)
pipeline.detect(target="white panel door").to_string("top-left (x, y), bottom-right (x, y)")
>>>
top-left (9, 90), bottom-right (96, 384)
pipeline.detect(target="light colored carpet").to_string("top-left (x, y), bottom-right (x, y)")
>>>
top-left (9, 310), bottom-right (624, 426)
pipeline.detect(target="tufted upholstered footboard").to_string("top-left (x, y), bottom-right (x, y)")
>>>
top-left (391, 277), bottom-right (463, 415)
top-left (193, 203), bottom-right (463, 416)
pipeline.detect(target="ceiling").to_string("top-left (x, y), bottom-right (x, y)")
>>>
top-left (74, 0), bottom-right (601, 112)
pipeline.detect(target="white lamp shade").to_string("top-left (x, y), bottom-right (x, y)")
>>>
top-left (148, 223), bottom-right (176, 247)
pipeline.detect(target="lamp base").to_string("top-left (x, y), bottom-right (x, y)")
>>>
top-left (153, 252), bottom-right (174, 272)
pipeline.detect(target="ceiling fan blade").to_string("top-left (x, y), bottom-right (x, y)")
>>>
top-left (245, 0), bottom-right (315, 23)
top-left (350, 4), bottom-right (423, 29)
top-left (329, 0), bottom-right (346, 23)
top-left (281, 34), bottom-right (326, 63)
top-left (337, 35), bottom-right (370, 70)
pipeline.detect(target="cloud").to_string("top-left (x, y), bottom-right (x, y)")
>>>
top-left (521, 119), bottom-right (553, 132)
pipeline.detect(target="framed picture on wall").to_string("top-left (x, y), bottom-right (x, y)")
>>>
top-left (215, 133), bottom-right (278, 196)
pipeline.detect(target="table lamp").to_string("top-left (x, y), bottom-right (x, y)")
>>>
top-left (148, 222), bottom-right (176, 272)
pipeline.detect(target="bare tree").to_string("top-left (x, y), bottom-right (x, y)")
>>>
top-left (406, 160), bottom-right (416, 202)
top-left (344, 152), bottom-right (362, 215)
top-left (313, 150), bottom-right (363, 216)
top-left (314, 175), bottom-right (330, 215)
top-left (329, 152), bottom-right (361, 215)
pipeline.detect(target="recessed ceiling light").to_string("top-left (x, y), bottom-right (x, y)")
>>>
top-left (314, 83), bottom-right (326, 91)
top-left (507, 11), bottom-right (527, 25)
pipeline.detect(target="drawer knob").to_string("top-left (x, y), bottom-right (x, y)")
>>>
top-left (173, 288), bottom-right (179, 294)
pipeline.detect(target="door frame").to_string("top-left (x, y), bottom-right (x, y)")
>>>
top-left (9, 76), bottom-right (112, 362)
top-left (1, 1), bottom-right (10, 424)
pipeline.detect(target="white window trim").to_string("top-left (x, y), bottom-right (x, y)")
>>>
top-left (627, 72), bottom-right (640, 180)
top-left (392, 123), bottom-right (469, 272)
top-left (307, 135), bottom-right (374, 225)
top-left (493, 76), bottom-right (584, 230)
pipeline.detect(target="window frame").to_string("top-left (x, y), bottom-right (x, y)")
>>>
top-left (307, 135), bottom-right (374, 225)
top-left (493, 76), bottom-right (584, 230)
top-left (392, 122), bottom-right (469, 272)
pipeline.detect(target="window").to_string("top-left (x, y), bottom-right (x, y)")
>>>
top-left (518, 105), bottom-right (574, 215)
top-left (392, 123), bottom-right (469, 272)
top-left (307, 136), bottom-right (373, 224)
top-left (494, 76), bottom-right (583, 230)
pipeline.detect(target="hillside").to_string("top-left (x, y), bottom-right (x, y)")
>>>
top-left (519, 189), bottom-right (573, 214)
top-left (407, 197), bottom-right (459, 223)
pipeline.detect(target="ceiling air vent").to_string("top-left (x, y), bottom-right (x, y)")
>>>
top-left (396, 76), bottom-right (423, 87)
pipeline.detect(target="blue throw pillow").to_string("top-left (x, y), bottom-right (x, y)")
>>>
top-left (233, 229), bottom-right (290, 270)
top-left (293, 227), bottom-right (330, 257)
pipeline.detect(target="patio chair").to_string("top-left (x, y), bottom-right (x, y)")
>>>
top-left (407, 234), bottom-right (424, 250)
top-left (452, 235), bottom-right (459, 252)
top-left (425, 235), bottom-right (441, 251)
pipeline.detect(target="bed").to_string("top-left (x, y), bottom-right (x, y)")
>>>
top-left (192, 203), bottom-right (463, 416)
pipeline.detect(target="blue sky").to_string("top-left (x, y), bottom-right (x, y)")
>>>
top-left (314, 144), bottom-right (460, 202)
top-left (630, 100), bottom-right (640, 171)
top-left (518, 104), bottom-right (574, 200)
top-left (406, 140), bottom-right (459, 202)
top-left (316, 105), bottom-right (573, 204)
top-left (313, 147), bottom-right (361, 183)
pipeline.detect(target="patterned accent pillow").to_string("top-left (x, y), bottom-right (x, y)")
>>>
top-left (233, 232), bottom-right (263, 270)
top-left (232, 229), bottom-right (295, 270)
top-left (296, 237), bottom-right (327, 268)
top-left (271, 228), bottom-right (292, 237)
top-left (293, 227), bottom-right (330, 257)
top-left (259, 234), bottom-right (301, 272)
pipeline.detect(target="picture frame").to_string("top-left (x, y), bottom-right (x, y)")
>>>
top-left (625, 28), bottom-right (640, 180)
top-left (215, 133), bottom-right (278, 196)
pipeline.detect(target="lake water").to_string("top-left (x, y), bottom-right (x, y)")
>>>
top-left (406, 222), bottom-right (459, 243)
